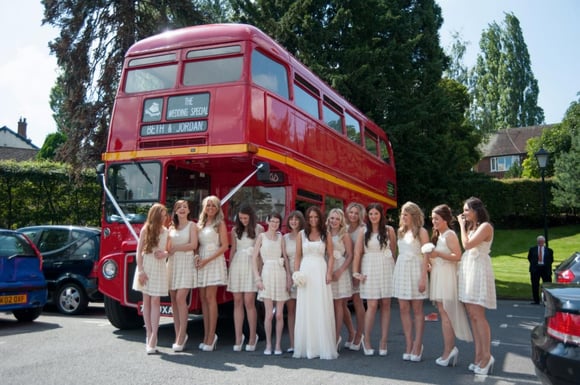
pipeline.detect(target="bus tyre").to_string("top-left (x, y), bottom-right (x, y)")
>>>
top-left (55, 282), bottom-right (88, 315)
top-left (104, 296), bottom-right (144, 330)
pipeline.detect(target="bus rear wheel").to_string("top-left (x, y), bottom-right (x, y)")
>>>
top-left (104, 296), bottom-right (144, 330)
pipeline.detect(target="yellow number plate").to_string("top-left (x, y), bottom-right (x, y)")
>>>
top-left (0, 294), bottom-right (27, 305)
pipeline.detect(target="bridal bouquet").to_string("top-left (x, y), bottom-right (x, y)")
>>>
top-left (292, 271), bottom-right (307, 288)
top-left (421, 242), bottom-right (435, 254)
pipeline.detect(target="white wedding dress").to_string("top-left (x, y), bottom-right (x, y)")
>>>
top-left (293, 230), bottom-right (338, 359)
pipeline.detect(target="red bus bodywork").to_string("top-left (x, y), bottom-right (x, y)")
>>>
top-left (98, 24), bottom-right (396, 329)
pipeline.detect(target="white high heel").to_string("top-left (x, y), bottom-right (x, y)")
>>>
top-left (233, 334), bottom-right (245, 352)
top-left (436, 346), bottom-right (458, 367)
top-left (474, 356), bottom-right (494, 375)
top-left (410, 344), bottom-right (423, 362)
top-left (361, 335), bottom-right (374, 356)
top-left (245, 335), bottom-right (259, 352)
top-left (202, 334), bottom-right (218, 351)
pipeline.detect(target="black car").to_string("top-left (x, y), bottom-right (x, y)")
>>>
top-left (554, 251), bottom-right (580, 283)
top-left (17, 225), bottom-right (102, 315)
top-left (0, 229), bottom-right (48, 322)
top-left (531, 283), bottom-right (580, 385)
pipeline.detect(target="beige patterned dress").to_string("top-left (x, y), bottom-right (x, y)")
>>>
top-left (167, 222), bottom-right (196, 290)
top-left (359, 231), bottom-right (394, 299)
top-left (227, 230), bottom-right (258, 293)
top-left (393, 231), bottom-right (428, 300)
top-left (458, 230), bottom-right (497, 309)
top-left (258, 232), bottom-right (289, 302)
top-left (132, 227), bottom-right (169, 296)
top-left (197, 224), bottom-right (227, 287)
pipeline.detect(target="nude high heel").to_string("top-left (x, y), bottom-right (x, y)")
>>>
top-left (233, 334), bottom-right (245, 352)
top-left (245, 335), bottom-right (259, 352)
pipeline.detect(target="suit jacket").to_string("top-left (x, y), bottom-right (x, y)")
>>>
top-left (528, 245), bottom-right (554, 272)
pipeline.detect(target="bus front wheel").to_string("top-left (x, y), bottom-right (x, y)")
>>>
top-left (104, 296), bottom-right (144, 330)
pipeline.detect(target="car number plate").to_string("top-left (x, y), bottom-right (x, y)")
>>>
top-left (0, 294), bottom-right (27, 305)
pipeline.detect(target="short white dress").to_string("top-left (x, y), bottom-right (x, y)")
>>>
top-left (132, 227), bottom-right (169, 296)
top-left (227, 230), bottom-right (258, 293)
top-left (167, 222), bottom-right (196, 290)
top-left (393, 230), bottom-right (428, 300)
top-left (284, 232), bottom-right (298, 299)
top-left (429, 230), bottom-right (473, 342)
top-left (458, 230), bottom-right (497, 309)
top-left (359, 231), bottom-right (394, 299)
top-left (197, 224), bottom-right (227, 287)
top-left (330, 234), bottom-right (353, 299)
top-left (258, 232), bottom-right (289, 302)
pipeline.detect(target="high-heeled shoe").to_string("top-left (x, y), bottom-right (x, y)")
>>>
top-left (410, 344), bottom-right (423, 362)
top-left (245, 335), bottom-right (259, 352)
top-left (172, 334), bottom-right (188, 352)
top-left (436, 346), bottom-right (458, 367)
top-left (402, 353), bottom-right (411, 361)
top-left (336, 336), bottom-right (342, 352)
top-left (349, 337), bottom-right (362, 351)
top-left (344, 338), bottom-right (353, 349)
top-left (202, 334), bottom-right (218, 351)
top-left (361, 335), bottom-right (374, 356)
top-left (474, 356), bottom-right (494, 375)
top-left (233, 334), bottom-right (245, 352)
top-left (146, 345), bottom-right (158, 355)
top-left (468, 362), bottom-right (479, 371)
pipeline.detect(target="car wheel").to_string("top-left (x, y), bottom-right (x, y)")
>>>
top-left (13, 307), bottom-right (43, 322)
top-left (55, 282), bottom-right (88, 315)
top-left (104, 296), bottom-right (144, 330)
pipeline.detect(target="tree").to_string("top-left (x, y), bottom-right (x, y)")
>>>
top-left (233, 0), bottom-right (474, 209)
top-left (443, 31), bottom-right (469, 85)
top-left (551, 98), bottom-right (580, 212)
top-left (36, 132), bottom-right (67, 160)
top-left (42, 0), bottom-right (208, 170)
top-left (470, 12), bottom-right (544, 134)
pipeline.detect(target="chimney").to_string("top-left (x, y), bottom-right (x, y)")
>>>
top-left (17, 117), bottom-right (27, 138)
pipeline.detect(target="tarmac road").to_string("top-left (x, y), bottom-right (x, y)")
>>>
top-left (0, 300), bottom-right (544, 385)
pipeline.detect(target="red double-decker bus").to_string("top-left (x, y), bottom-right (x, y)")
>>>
top-left (97, 23), bottom-right (396, 329)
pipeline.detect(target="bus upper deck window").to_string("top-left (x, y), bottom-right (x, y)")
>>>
top-left (183, 57), bottom-right (243, 86)
top-left (251, 50), bottom-right (289, 100)
top-left (125, 64), bottom-right (178, 93)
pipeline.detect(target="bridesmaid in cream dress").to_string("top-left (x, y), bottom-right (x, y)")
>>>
top-left (393, 201), bottom-right (430, 362)
top-left (132, 203), bottom-right (169, 354)
top-left (283, 210), bottom-right (305, 353)
top-left (196, 195), bottom-right (229, 351)
top-left (352, 203), bottom-right (396, 356)
top-left (344, 202), bottom-right (366, 351)
top-left (227, 204), bottom-right (264, 352)
top-left (167, 200), bottom-right (198, 352)
top-left (457, 197), bottom-right (496, 376)
top-left (428, 204), bottom-right (472, 367)
top-left (326, 208), bottom-right (353, 350)
top-left (253, 212), bottom-right (290, 355)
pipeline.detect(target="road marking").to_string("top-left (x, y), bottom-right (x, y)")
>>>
top-left (506, 314), bottom-right (542, 319)
top-left (491, 339), bottom-right (530, 348)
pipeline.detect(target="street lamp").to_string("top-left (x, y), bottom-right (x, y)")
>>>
top-left (535, 147), bottom-right (549, 245)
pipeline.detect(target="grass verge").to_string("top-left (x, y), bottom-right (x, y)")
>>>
top-left (492, 224), bottom-right (580, 299)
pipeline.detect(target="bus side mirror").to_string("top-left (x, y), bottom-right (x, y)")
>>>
top-left (96, 163), bottom-right (105, 183)
top-left (256, 162), bottom-right (270, 182)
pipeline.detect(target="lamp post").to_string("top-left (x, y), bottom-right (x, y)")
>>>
top-left (535, 147), bottom-right (549, 245)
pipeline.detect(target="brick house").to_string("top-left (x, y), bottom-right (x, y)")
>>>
top-left (474, 124), bottom-right (553, 178)
top-left (0, 118), bottom-right (39, 161)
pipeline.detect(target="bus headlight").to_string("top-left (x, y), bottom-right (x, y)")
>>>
top-left (102, 260), bottom-right (118, 280)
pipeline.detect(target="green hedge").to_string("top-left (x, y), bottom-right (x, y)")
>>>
top-left (1, 160), bottom-right (574, 230)
top-left (0, 160), bottom-right (102, 229)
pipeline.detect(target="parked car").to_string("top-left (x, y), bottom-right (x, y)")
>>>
top-left (531, 283), bottom-right (580, 385)
top-left (554, 251), bottom-right (580, 283)
top-left (0, 229), bottom-right (48, 322)
top-left (17, 225), bottom-right (102, 315)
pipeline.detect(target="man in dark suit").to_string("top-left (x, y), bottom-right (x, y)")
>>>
top-left (527, 235), bottom-right (554, 304)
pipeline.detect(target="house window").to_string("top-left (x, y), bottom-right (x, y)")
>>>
top-left (490, 155), bottom-right (520, 172)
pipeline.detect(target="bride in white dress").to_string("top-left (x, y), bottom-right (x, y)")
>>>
top-left (293, 206), bottom-right (338, 360)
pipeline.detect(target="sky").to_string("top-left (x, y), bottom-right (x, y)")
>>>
top-left (1, 1), bottom-right (579, 148)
